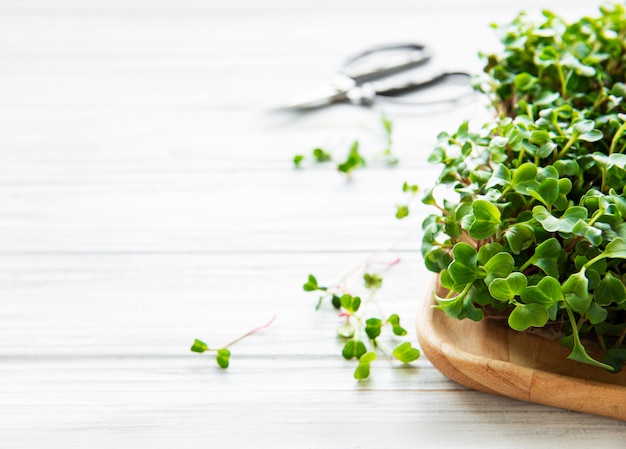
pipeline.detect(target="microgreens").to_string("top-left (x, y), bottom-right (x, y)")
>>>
top-left (292, 115), bottom-right (399, 174)
top-left (418, 4), bottom-right (626, 372)
top-left (191, 316), bottom-right (275, 369)
top-left (303, 264), bottom-right (420, 381)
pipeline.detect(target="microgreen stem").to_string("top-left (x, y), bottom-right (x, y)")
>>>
top-left (565, 307), bottom-right (584, 343)
top-left (556, 134), bottom-right (577, 159)
top-left (519, 258), bottom-right (533, 272)
top-left (223, 315), bottom-right (276, 349)
top-left (609, 121), bottom-right (626, 155)
top-left (587, 208), bottom-right (605, 227)
top-left (615, 327), bottom-right (626, 349)
top-left (556, 62), bottom-right (567, 99)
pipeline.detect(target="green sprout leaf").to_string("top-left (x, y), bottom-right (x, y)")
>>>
top-left (342, 340), bottom-right (367, 360)
top-left (395, 204), bottom-right (410, 219)
top-left (363, 273), bottom-right (383, 289)
top-left (488, 272), bottom-right (527, 302)
top-left (433, 287), bottom-right (467, 319)
top-left (312, 147), bottom-right (332, 162)
top-left (448, 242), bottom-right (486, 284)
top-left (340, 294), bottom-right (361, 314)
top-left (483, 252), bottom-right (514, 284)
top-left (354, 352), bottom-right (377, 380)
top-left (586, 302), bottom-right (608, 325)
top-left (365, 318), bottom-right (383, 339)
top-left (303, 274), bottom-right (321, 292)
top-left (504, 223), bottom-right (534, 254)
top-left (562, 268), bottom-right (590, 313)
top-left (337, 141), bottom-right (365, 174)
top-left (595, 272), bottom-right (626, 306)
top-left (528, 178), bottom-right (559, 207)
top-left (602, 238), bottom-right (626, 260)
top-left (387, 314), bottom-right (408, 336)
top-left (216, 349), bottom-right (231, 368)
top-left (508, 303), bottom-right (550, 331)
top-left (522, 238), bottom-right (561, 278)
top-left (467, 200), bottom-right (501, 239)
top-left (532, 206), bottom-right (587, 233)
top-left (293, 154), bottom-right (304, 167)
top-left (572, 220), bottom-right (603, 246)
top-left (511, 163), bottom-right (539, 195)
top-left (190, 339), bottom-right (209, 353)
top-left (392, 342), bottom-right (421, 363)
top-left (520, 276), bottom-right (563, 307)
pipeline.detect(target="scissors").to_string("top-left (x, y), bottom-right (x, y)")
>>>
top-left (282, 43), bottom-right (472, 110)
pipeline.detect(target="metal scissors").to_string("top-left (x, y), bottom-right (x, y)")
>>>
top-left (282, 43), bottom-right (472, 110)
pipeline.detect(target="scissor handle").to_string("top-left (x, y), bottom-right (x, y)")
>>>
top-left (340, 43), bottom-right (432, 84)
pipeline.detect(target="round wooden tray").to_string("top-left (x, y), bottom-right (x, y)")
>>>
top-left (417, 279), bottom-right (626, 421)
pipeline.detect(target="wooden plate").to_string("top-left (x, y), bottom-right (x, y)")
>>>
top-left (417, 279), bottom-right (626, 421)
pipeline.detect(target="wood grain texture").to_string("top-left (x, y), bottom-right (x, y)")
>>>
top-left (2, 1), bottom-right (626, 448)
top-left (418, 279), bottom-right (626, 421)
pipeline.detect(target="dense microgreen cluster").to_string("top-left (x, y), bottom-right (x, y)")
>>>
top-left (303, 270), bottom-right (420, 380)
top-left (422, 5), bottom-right (626, 371)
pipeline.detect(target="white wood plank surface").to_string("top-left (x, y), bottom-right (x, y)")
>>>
top-left (1, 1), bottom-right (626, 448)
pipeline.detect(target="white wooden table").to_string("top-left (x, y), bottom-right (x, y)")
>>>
top-left (2, 1), bottom-right (625, 447)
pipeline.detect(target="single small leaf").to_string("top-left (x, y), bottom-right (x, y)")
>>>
top-left (603, 238), bottom-right (626, 260)
top-left (340, 295), bottom-right (361, 313)
top-left (448, 242), bottom-right (485, 285)
top-left (363, 273), bottom-right (383, 289)
top-left (559, 207), bottom-right (589, 233)
top-left (572, 119), bottom-right (595, 135)
top-left (525, 238), bottom-right (561, 278)
top-left (477, 242), bottom-right (504, 265)
top-left (488, 272), bottom-right (527, 301)
top-left (508, 303), bottom-right (550, 331)
top-left (354, 352), bottom-right (377, 380)
top-left (468, 200), bottom-right (501, 239)
top-left (392, 342), bottom-right (421, 363)
top-left (395, 205), bottom-right (409, 219)
top-left (572, 220), bottom-right (603, 246)
top-left (337, 141), bottom-right (365, 174)
top-left (365, 318), bottom-right (383, 340)
top-left (387, 314), bottom-right (408, 336)
top-left (512, 162), bottom-right (538, 186)
top-left (532, 205), bottom-right (560, 232)
top-left (528, 178), bottom-right (559, 207)
top-left (216, 348), bottom-right (231, 368)
top-left (303, 274), bottom-right (319, 292)
top-left (190, 339), bottom-right (209, 353)
top-left (578, 129), bottom-right (603, 142)
top-left (514, 72), bottom-right (538, 91)
top-left (312, 148), bottom-right (332, 162)
top-left (595, 272), bottom-right (626, 306)
top-left (433, 288), bottom-right (467, 319)
top-left (532, 206), bottom-right (587, 233)
top-left (483, 252), bottom-right (514, 284)
top-left (562, 268), bottom-right (590, 313)
top-left (342, 340), bottom-right (367, 360)
top-left (586, 302), bottom-right (608, 325)
top-left (520, 276), bottom-right (563, 307)
top-left (504, 223), bottom-right (534, 254)
top-left (293, 154), bottom-right (304, 167)
top-left (486, 164), bottom-right (511, 189)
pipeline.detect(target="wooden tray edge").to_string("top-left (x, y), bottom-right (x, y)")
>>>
top-left (416, 279), bottom-right (626, 422)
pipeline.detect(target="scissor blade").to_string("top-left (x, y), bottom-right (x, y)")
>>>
top-left (279, 84), bottom-right (347, 110)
